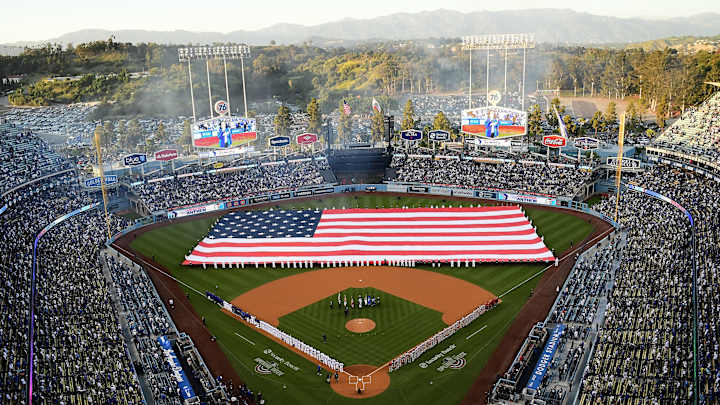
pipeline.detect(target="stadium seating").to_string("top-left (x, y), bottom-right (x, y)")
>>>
top-left (654, 92), bottom-right (720, 162)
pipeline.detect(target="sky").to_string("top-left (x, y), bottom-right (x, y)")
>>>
top-left (2, 0), bottom-right (719, 44)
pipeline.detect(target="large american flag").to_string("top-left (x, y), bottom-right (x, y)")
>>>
top-left (183, 206), bottom-right (553, 265)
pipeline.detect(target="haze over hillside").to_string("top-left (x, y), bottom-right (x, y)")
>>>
top-left (5, 9), bottom-right (720, 48)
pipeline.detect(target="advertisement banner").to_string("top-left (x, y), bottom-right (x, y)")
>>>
top-left (154, 149), bottom-right (179, 161)
top-left (573, 137), bottom-right (600, 150)
top-left (157, 336), bottom-right (196, 400)
top-left (428, 130), bottom-right (450, 142)
top-left (296, 133), bottom-right (318, 145)
top-left (607, 157), bottom-right (641, 169)
top-left (461, 106), bottom-right (527, 138)
top-left (429, 186), bottom-right (452, 196)
top-left (293, 190), bottom-right (312, 197)
top-left (386, 184), bottom-right (408, 193)
top-left (542, 135), bottom-right (567, 148)
top-left (408, 185), bottom-right (429, 193)
top-left (497, 192), bottom-right (557, 206)
top-left (193, 117), bottom-right (257, 148)
top-left (472, 138), bottom-right (512, 148)
top-left (250, 195), bottom-right (270, 204)
top-left (269, 136), bottom-right (291, 148)
top-left (214, 100), bottom-right (229, 115)
top-left (312, 187), bottom-right (334, 195)
top-left (527, 325), bottom-right (566, 390)
top-left (400, 130), bottom-right (422, 142)
top-left (227, 199), bottom-right (247, 208)
top-left (85, 175), bottom-right (118, 188)
top-left (123, 153), bottom-right (147, 166)
top-left (452, 188), bottom-right (475, 197)
top-left (167, 202), bottom-right (226, 219)
top-left (271, 192), bottom-right (292, 201)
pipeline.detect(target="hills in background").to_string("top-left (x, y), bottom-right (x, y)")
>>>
top-left (4, 9), bottom-right (720, 50)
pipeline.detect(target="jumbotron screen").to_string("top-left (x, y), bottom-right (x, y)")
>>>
top-left (461, 107), bottom-right (527, 138)
top-left (192, 117), bottom-right (257, 149)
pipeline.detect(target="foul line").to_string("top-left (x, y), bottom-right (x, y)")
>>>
top-left (234, 332), bottom-right (256, 346)
top-left (466, 325), bottom-right (487, 340)
top-left (498, 228), bottom-right (613, 299)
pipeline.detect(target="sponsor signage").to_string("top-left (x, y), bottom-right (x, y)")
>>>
top-left (312, 187), bottom-right (334, 195)
top-left (607, 157), bottom-right (641, 169)
top-left (227, 199), bottom-right (247, 208)
top-left (400, 129), bottom-right (422, 142)
top-left (408, 185), bottom-right (429, 193)
top-left (271, 192), bottom-right (292, 201)
top-left (155, 149), bottom-right (179, 161)
top-left (269, 136), bottom-right (291, 147)
top-left (213, 162), bottom-right (224, 169)
top-left (294, 190), bottom-right (312, 197)
top-left (214, 100), bottom-right (229, 115)
top-left (365, 186), bottom-right (377, 191)
top-left (472, 137), bottom-right (512, 147)
top-left (123, 153), bottom-right (147, 166)
top-left (573, 137), bottom-right (600, 150)
top-left (497, 192), bottom-right (557, 206)
top-left (157, 336), bottom-right (196, 399)
top-left (85, 175), bottom-right (118, 188)
top-left (428, 130), bottom-right (450, 142)
top-left (462, 106), bottom-right (527, 138)
top-left (488, 89), bottom-right (502, 106)
top-left (542, 135), bottom-right (567, 148)
top-left (168, 202), bottom-right (225, 219)
top-left (296, 133), bottom-right (318, 145)
top-left (430, 186), bottom-right (452, 196)
top-left (452, 188), bottom-right (475, 197)
top-left (527, 324), bottom-right (566, 390)
top-left (387, 184), bottom-right (408, 193)
top-left (250, 195), bottom-right (270, 204)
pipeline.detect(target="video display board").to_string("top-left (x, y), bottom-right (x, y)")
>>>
top-left (461, 107), bottom-right (527, 138)
top-left (192, 117), bottom-right (257, 149)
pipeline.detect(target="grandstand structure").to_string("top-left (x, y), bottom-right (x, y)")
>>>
top-left (1, 88), bottom-right (720, 404)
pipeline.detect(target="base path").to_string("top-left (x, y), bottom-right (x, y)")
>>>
top-left (330, 364), bottom-right (390, 398)
top-left (230, 267), bottom-right (497, 326)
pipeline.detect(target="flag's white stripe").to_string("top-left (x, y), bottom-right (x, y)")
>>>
top-left (320, 210), bottom-right (521, 219)
top-left (313, 225), bottom-right (533, 234)
top-left (186, 252), bottom-right (554, 263)
top-left (192, 242), bottom-right (549, 253)
top-left (202, 234), bottom-right (541, 244)
top-left (316, 218), bottom-right (526, 226)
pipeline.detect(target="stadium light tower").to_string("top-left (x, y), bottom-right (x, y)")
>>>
top-left (178, 45), bottom-right (251, 121)
top-left (462, 34), bottom-right (535, 111)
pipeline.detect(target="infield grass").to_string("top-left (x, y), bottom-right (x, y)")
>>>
top-left (129, 193), bottom-right (593, 405)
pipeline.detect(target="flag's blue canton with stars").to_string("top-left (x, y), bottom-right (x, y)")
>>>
top-left (208, 210), bottom-right (323, 239)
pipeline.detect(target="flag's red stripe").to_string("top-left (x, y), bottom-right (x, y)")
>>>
top-left (315, 221), bottom-right (528, 230)
top-left (310, 229), bottom-right (538, 238)
top-left (317, 213), bottom-right (525, 222)
top-left (322, 206), bottom-right (518, 214)
top-left (189, 247), bottom-right (552, 258)
top-left (197, 237), bottom-right (543, 248)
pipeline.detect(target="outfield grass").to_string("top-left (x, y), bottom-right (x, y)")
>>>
top-left (280, 287), bottom-right (445, 366)
top-left (129, 194), bottom-right (593, 405)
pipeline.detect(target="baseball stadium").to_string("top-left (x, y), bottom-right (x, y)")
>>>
top-left (3, 8), bottom-right (720, 405)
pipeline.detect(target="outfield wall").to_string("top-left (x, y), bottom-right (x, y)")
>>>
top-left (108, 182), bottom-right (618, 245)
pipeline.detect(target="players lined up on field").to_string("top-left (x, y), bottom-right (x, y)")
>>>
top-left (330, 292), bottom-right (381, 315)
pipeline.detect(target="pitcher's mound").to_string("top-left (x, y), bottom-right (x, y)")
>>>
top-left (345, 318), bottom-right (376, 333)
top-left (331, 364), bottom-right (390, 398)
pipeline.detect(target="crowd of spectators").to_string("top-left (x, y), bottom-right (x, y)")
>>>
top-left (134, 158), bottom-right (331, 211)
top-left (0, 122), bottom-right (72, 193)
top-left (654, 92), bottom-right (720, 162)
top-left (579, 164), bottom-right (720, 404)
top-left (391, 154), bottom-right (591, 197)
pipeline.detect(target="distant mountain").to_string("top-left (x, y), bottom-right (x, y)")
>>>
top-left (4, 9), bottom-right (720, 48)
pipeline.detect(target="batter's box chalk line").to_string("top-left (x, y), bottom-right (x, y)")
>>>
top-left (348, 375), bottom-right (372, 391)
